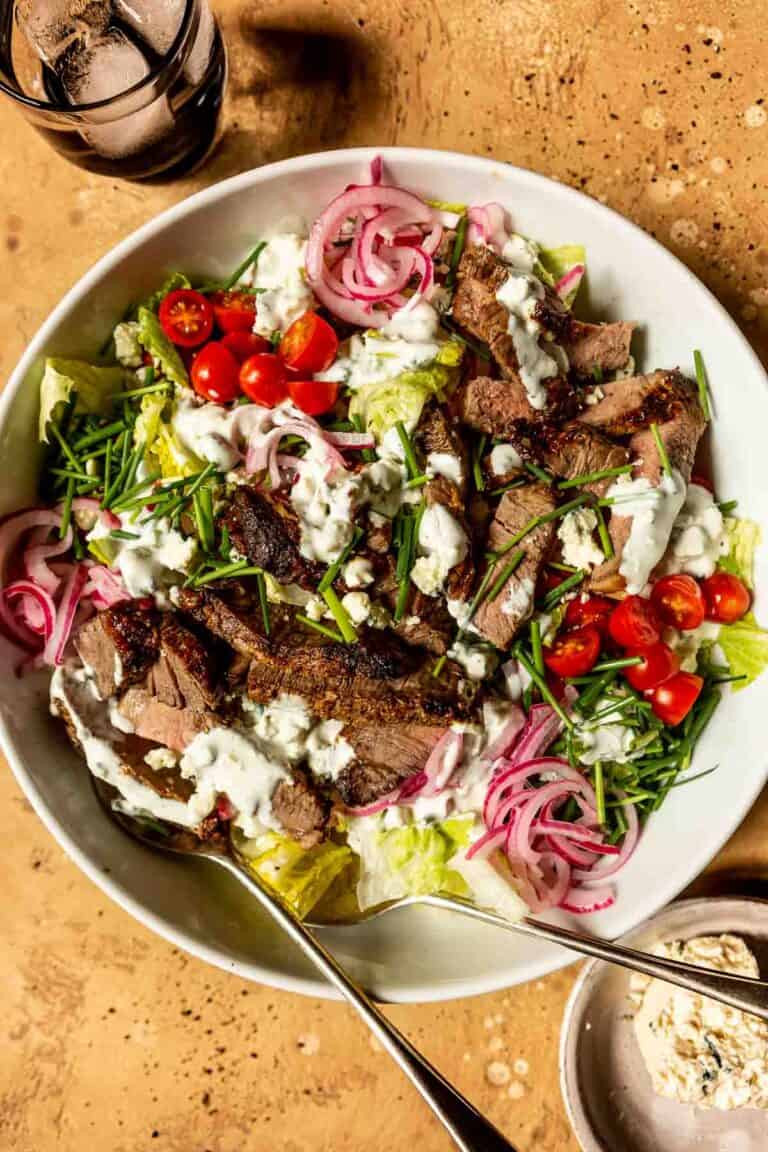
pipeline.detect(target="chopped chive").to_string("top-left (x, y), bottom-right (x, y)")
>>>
top-left (318, 527), bottom-right (364, 594)
top-left (431, 653), bottom-right (448, 679)
top-left (693, 349), bottom-right (711, 421)
top-left (49, 466), bottom-right (92, 483)
top-left (650, 423), bottom-right (672, 478)
top-left (524, 460), bottom-right (552, 485)
top-left (351, 414), bottom-right (375, 463)
top-left (592, 655), bottom-right (643, 673)
top-left (445, 212), bottom-right (468, 288)
top-left (489, 477), bottom-right (528, 497)
top-left (717, 499), bottom-right (737, 515)
top-left (530, 619), bottom-right (544, 675)
top-left (593, 761), bottom-right (606, 825)
top-left (708, 672), bottom-right (747, 685)
top-left (192, 561), bottom-right (264, 586)
top-left (667, 764), bottom-right (718, 790)
top-left (395, 421), bottom-right (422, 481)
top-left (72, 419), bottom-right (127, 452)
top-left (440, 316), bottom-right (491, 360)
top-left (193, 488), bottom-right (214, 553)
top-left (49, 422), bottom-right (82, 471)
top-left (574, 668), bottom-right (619, 714)
top-left (321, 586), bottom-right (358, 644)
top-left (148, 462), bottom-right (218, 521)
top-left (557, 464), bottom-right (632, 491)
top-left (592, 364), bottom-right (604, 385)
top-left (60, 478), bottom-right (75, 539)
top-left (485, 550), bottom-right (525, 605)
top-left (548, 561), bottom-right (579, 574)
top-left (219, 525), bottom-right (230, 559)
top-left (514, 645), bottom-right (573, 729)
top-left (296, 615), bottom-right (345, 644)
top-left (405, 474), bottom-right (429, 489)
top-left (109, 529), bottom-right (140, 541)
top-left (583, 695), bottom-right (638, 727)
top-left (222, 240), bottom-right (267, 291)
top-left (539, 568), bottom-right (585, 612)
top-left (110, 471), bottom-right (162, 511)
top-left (594, 504), bottom-right (613, 560)
top-left (487, 495), bottom-right (590, 562)
top-left (472, 433), bottom-right (487, 494)
top-left (109, 380), bottom-right (170, 401)
top-left (255, 570), bottom-right (271, 637)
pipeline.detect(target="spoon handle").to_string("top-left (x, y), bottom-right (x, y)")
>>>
top-left (422, 894), bottom-right (768, 1021)
top-left (219, 856), bottom-right (519, 1152)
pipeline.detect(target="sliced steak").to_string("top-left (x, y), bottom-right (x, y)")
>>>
top-left (417, 401), bottom-right (468, 497)
top-left (222, 486), bottom-right (320, 588)
top-left (562, 320), bottom-right (635, 376)
top-left (452, 247), bottom-right (572, 418)
top-left (514, 421), bottom-right (631, 500)
top-left (117, 686), bottom-right (218, 752)
top-left (473, 482), bottom-right (557, 650)
top-left (577, 369), bottom-right (697, 437)
top-left (393, 590), bottom-right (454, 656)
top-left (457, 375), bottom-right (532, 440)
top-left (336, 724), bottom-right (447, 807)
top-left (177, 585), bottom-right (270, 658)
top-left (247, 630), bottom-right (475, 727)
top-left (271, 771), bottom-right (330, 847)
top-left (144, 614), bottom-right (221, 712)
top-left (75, 599), bottom-right (160, 699)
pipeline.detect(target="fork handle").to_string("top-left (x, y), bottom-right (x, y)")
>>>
top-left (422, 893), bottom-right (768, 1021)
top-left (219, 856), bottom-right (519, 1152)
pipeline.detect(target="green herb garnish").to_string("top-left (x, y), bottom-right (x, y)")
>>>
top-left (557, 464), bottom-right (632, 491)
top-left (693, 349), bottom-right (711, 421)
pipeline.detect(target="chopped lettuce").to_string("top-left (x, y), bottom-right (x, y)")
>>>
top-left (718, 613), bottom-right (768, 693)
top-left (347, 814), bottom-right (473, 909)
top-left (133, 393), bottom-right (201, 478)
top-left (450, 852), bottom-right (528, 922)
top-left (236, 829), bottom-right (354, 919)
top-left (136, 307), bottom-right (189, 389)
top-left (38, 358), bottom-right (124, 441)
top-left (349, 360), bottom-right (456, 442)
top-left (719, 517), bottom-right (761, 588)
top-left (536, 244), bottom-right (586, 306)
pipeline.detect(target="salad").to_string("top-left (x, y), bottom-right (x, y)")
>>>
top-left (4, 157), bottom-right (766, 923)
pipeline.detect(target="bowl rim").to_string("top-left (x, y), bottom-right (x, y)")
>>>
top-left (1, 146), bottom-right (767, 1002)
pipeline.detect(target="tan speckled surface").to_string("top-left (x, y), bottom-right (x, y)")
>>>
top-left (2, 2), bottom-right (768, 1149)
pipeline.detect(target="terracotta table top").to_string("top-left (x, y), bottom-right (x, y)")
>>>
top-left (2, 2), bottom-right (768, 1149)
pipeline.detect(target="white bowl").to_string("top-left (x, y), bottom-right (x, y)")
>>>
top-left (1, 148), bottom-right (766, 1003)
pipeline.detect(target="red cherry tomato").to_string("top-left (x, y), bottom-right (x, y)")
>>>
top-left (646, 671), bottom-right (703, 726)
top-left (221, 330), bottom-right (272, 363)
top-left (702, 571), bottom-right (751, 624)
top-left (239, 353), bottom-right (288, 407)
top-left (279, 311), bottom-right (339, 374)
top-left (565, 594), bottom-right (615, 636)
top-left (538, 568), bottom-right (567, 596)
top-left (690, 473), bottom-right (714, 494)
top-left (623, 642), bottom-right (680, 691)
top-left (543, 625), bottom-right (602, 679)
top-left (158, 289), bottom-right (214, 347)
top-left (651, 574), bottom-right (706, 632)
top-left (209, 290), bottom-right (258, 333)
top-left (288, 378), bottom-right (340, 416)
top-left (608, 595), bottom-right (661, 649)
top-left (190, 341), bottom-right (241, 403)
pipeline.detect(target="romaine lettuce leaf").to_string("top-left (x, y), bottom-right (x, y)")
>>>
top-left (133, 393), bottom-right (201, 479)
top-left (449, 851), bottom-right (529, 921)
top-left (347, 814), bottom-right (473, 909)
top-left (349, 361), bottom-right (455, 442)
top-left (136, 307), bottom-right (189, 389)
top-left (536, 244), bottom-right (586, 306)
top-left (719, 517), bottom-right (761, 588)
top-left (717, 613), bottom-right (768, 692)
top-left (38, 358), bottom-right (124, 441)
top-left (236, 830), bottom-right (354, 919)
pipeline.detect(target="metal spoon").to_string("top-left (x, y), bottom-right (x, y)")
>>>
top-left (92, 783), bottom-right (520, 1152)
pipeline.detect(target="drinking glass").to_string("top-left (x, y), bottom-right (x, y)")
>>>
top-left (0, 0), bottom-right (227, 181)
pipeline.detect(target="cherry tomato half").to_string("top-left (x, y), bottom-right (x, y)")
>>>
top-left (239, 353), bottom-right (288, 407)
top-left (646, 671), bottom-right (703, 727)
top-left (209, 290), bottom-right (258, 334)
top-left (651, 574), bottom-right (706, 632)
top-left (288, 378), bottom-right (340, 416)
top-left (221, 330), bottom-right (272, 363)
top-left (279, 311), bottom-right (339, 374)
top-left (565, 594), bottom-right (615, 636)
top-left (158, 289), bottom-right (214, 348)
top-left (190, 341), bottom-right (241, 404)
top-left (543, 625), bottom-right (602, 679)
top-left (608, 595), bottom-right (661, 649)
top-left (623, 642), bottom-right (680, 692)
top-left (702, 571), bottom-right (751, 624)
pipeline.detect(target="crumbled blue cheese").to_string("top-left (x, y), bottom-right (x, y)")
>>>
top-left (664, 483), bottom-right (726, 579)
top-left (411, 504), bottom-right (468, 595)
top-left (501, 233), bottom-right (539, 272)
top-left (495, 273), bottom-right (560, 409)
top-left (343, 556), bottom-right (374, 588)
top-left (251, 233), bottom-right (314, 336)
top-left (489, 442), bottom-right (522, 475)
top-left (632, 935), bottom-right (768, 1110)
top-left (316, 329), bottom-right (441, 392)
top-left (88, 510), bottom-right (197, 606)
top-left (380, 299), bottom-right (440, 342)
top-left (501, 576), bottom-right (535, 620)
top-left (606, 470), bottom-right (687, 594)
top-left (557, 508), bottom-right (605, 569)
top-left (448, 639), bottom-right (499, 681)
top-left (341, 591), bottom-right (372, 625)
top-left (180, 728), bottom-right (291, 836)
top-left (427, 452), bottom-right (463, 487)
top-left (113, 320), bottom-right (143, 368)
top-left (290, 445), bottom-right (363, 563)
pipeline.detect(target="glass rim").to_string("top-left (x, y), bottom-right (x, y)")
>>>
top-left (0, 0), bottom-right (198, 115)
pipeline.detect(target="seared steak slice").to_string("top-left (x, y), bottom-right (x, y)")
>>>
top-left (562, 320), bottom-right (635, 376)
top-left (247, 630), bottom-right (475, 727)
top-left (75, 599), bottom-right (160, 699)
top-left (417, 401), bottom-right (468, 497)
top-left (145, 614), bottom-right (221, 712)
top-left (577, 370), bottom-right (697, 437)
top-left (452, 248), bottom-right (572, 418)
top-left (336, 724), bottom-right (446, 807)
top-left (271, 771), bottom-right (330, 847)
top-left (521, 422), bottom-right (630, 500)
top-left (393, 590), bottom-right (454, 655)
top-left (473, 483), bottom-right (557, 650)
top-left (458, 376), bottom-right (537, 438)
top-left (177, 585), bottom-right (270, 658)
top-left (117, 686), bottom-right (218, 751)
top-left (223, 486), bottom-right (320, 588)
